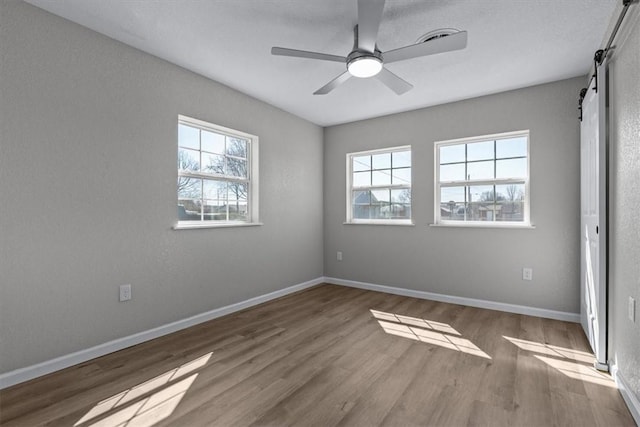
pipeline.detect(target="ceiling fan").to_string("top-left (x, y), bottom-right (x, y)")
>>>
top-left (271, 0), bottom-right (468, 95)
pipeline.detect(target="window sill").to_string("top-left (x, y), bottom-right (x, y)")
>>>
top-left (174, 222), bottom-right (263, 230)
top-left (343, 221), bottom-right (415, 226)
top-left (429, 222), bottom-right (535, 229)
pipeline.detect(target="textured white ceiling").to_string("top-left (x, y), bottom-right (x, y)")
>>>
top-left (27, 0), bottom-right (617, 126)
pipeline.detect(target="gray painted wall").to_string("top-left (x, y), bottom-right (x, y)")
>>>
top-left (607, 4), bottom-right (640, 407)
top-left (0, 1), bottom-right (323, 374)
top-left (324, 78), bottom-right (584, 314)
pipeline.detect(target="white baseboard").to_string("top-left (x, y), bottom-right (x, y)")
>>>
top-left (611, 363), bottom-right (640, 425)
top-left (0, 277), bottom-right (324, 390)
top-left (324, 276), bottom-right (581, 323)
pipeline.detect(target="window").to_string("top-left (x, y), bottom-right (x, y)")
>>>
top-left (435, 130), bottom-right (530, 226)
top-left (346, 146), bottom-right (412, 224)
top-left (176, 115), bottom-right (259, 228)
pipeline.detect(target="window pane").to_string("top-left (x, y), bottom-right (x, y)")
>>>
top-left (390, 188), bottom-right (411, 219)
top-left (372, 153), bottom-right (391, 169)
top-left (479, 186), bottom-right (496, 202)
top-left (178, 148), bottom-right (200, 172)
top-left (467, 160), bottom-right (494, 180)
top-left (469, 185), bottom-right (495, 221)
top-left (201, 153), bottom-right (225, 174)
top-left (468, 184), bottom-right (491, 203)
top-left (353, 206), bottom-right (371, 219)
top-left (391, 189), bottom-right (411, 203)
top-left (353, 171), bottom-right (370, 187)
top-left (353, 189), bottom-right (370, 219)
top-left (178, 124), bottom-right (199, 150)
top-left (353, 190), bottom-right (370, 205)
top-left (371, 189), bottom-right (390, 204)
top-left (467, 140), bottom-right (494, 161)
top-left (392, 167), bottom-right (411, 185)
top-left (441, 186), bottom-right (466, 203)
top-left (369, 203), bottom-right (390, 219)
top-left (496, 183), bottom-right (525, 222)
top-left (228, 200), bottom-right (248, 221)
top-left (440, 144), bottom-right (465, 164)
top-left (226, 137), bottom-right (247, 158)
top-left (496, 158), bottom-right (527, 179)
top-left (372, 170), bottom-right (391, 186)
top-left (201, 131), bottom-right (225, 154)
top-left (440, 163), bottom-right (465, 181)
top-left (392, 150), bottom-right (411, 168)
top-left (496, 137), bottom-right (527, 159)
top-left (353, 155), bottom-right (371, 172)
top-left (228, 182), bottom-right (248, 201)
top-left (203, 200), bottom-right (226, 221)
top-left (203, 179), bottom-right (226, 200)
top-left (390, 203), bottom-right (411, 219)
top-left (178, 177), bottom-right (201, 199)
top-left (227, 158), bottom-right (247, 178)
top-left (440, 186), bottom-right (466, 220)
top-left (178, 177), bottom-right (202, 221)
top-left (178, 202), bottom-right (200, 220)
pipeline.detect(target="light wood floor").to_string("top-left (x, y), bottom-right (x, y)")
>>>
top-left (0, 284), bottom-right (635, 426)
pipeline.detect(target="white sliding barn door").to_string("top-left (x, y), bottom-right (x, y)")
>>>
top-left (580, 64), bottom-right (608, 370)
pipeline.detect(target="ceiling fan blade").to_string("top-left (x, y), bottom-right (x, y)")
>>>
top-left (375, 67), bottom-right (413, 95)
top-left (314, 71), bottom-right (352, 95)
top-left (357, 0), bottom-right (385, 52)
top-left (271, 47), bottom-right (346, 63)
top-left (383, 31), bottom-right (468, 64)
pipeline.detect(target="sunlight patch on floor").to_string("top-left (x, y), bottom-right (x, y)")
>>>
top-left (503, 336), bottom-right (616, 388)
top-left (88, 374), bottom-right (198, 427)
top-left (371, 310), bottom-right (490, 359)
top-left (370, 309), bottom-right (461, 335)
top-left (533, 355), bottom-right (616, 388)
top-left (74, 352), bottom-right (212, 427)
top-left (503, 336), bottom-right (594, 364)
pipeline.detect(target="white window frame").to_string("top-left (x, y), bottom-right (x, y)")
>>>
top-left (433, 130), bottom-right (532, 228)
top-left (345, 145), bottom-right (413, 226)
top-left (174, 115), bottom-right (260, 229)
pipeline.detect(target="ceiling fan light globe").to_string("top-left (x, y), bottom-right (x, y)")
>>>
top-left (347, 56), bottom-right (383, 78)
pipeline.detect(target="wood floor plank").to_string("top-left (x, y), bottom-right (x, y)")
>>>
top-left (423, 384), bottom-right (478, 426)
top-left (280, 350), bottom-right (396, 427)
top-left (248, 365), bottom-right (350, 426)
top-left (378, 346), bottom-right (457, 426)
top-left (335, 344), bottom-right (428, 426)
top-left (0, 284), bottom-right (635, 427)
top-left (466, 399), bottom-right (514, 427)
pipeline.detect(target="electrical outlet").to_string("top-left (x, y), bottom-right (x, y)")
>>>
top-left (629, 297), bottom-right (636, 323)
top-left (522, 268), bottom-right (533, 281)
top-left (337, 251), bottom-right (343, 261)
top-left (119, 284), bottom-right (132, 302)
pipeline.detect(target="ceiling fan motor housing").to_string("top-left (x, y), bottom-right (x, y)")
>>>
top-left (346, 24), bottom-right (383, 78)
top-left (346, 49), bottom-right (383, 78)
